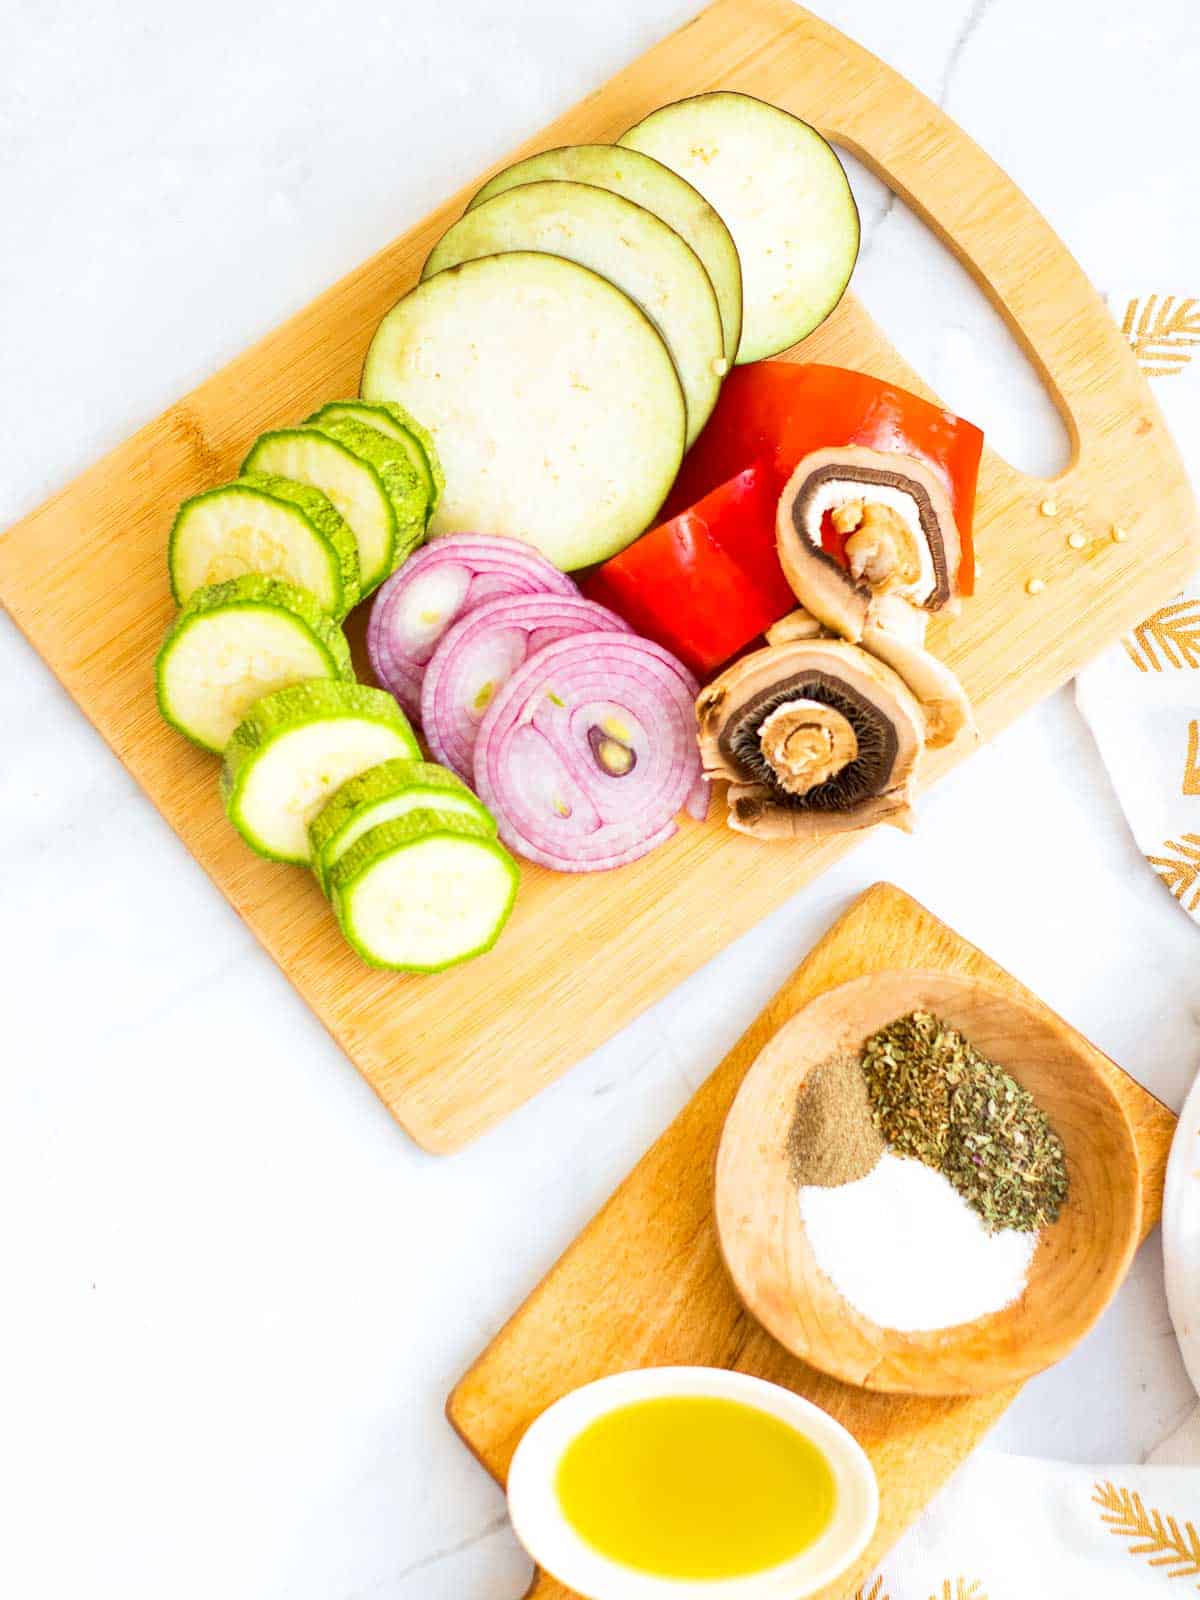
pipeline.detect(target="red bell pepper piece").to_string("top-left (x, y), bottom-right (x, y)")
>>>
top-left (583, 465), bottom-right (788, 679)
top-left (663, 363), bottom-right (983, 595)
top-left (586, 365), bottom-right (984, 680)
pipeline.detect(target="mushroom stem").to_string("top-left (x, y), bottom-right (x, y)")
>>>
top-left (765, 607), bottom-right (825, 647)
top-left (835, 500), bottom-right (923, 593)
top-left (758, 698), bottom-right (858, 795)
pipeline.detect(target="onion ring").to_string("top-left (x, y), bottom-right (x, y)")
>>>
top-left (473, 631), bottom-right (702, 872)
top-left (421, 593), bottom-right (632, 780)
top-left (367, 533), bottom-right (577, 716)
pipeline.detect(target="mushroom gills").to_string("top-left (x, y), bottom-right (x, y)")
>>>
top-left (776, 445), bottom-right (963, 642)
top-left (696, 639), bottom-right (926, 839)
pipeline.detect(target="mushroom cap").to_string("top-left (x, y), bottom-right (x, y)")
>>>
top-left (764, 606), bottom-right (825, 646)
top-left (776, 444), bottom-right (963, 642)
top-left (861, 594), bottom-right (975, 749)
top-left (696, 637), bottom-right (926, 839)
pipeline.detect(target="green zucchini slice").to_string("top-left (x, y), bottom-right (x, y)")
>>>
top-left (168, 475), bottom-right (360, 618)
top-left (306, 400), bottom-right (444, 519)
top-left (241, 425), bottom-right (421, 596)
top-left (221, 682), bottom-right (419, 864)
top-left (329, 811), bottom-right (518, 972)
top-left (156, 575), bottom-right (353, 753)
top-left (309, 758), bottom-right (494, 894)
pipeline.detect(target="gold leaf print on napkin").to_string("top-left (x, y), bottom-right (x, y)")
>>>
top-left (854, 1581), bottom-right (889, 1600)
top-left (1123, 601), bottom-right (1200, 670)
top-left (1184, 723), bottom-right (1200, 795)
top-left (1148, 834), bottom-right (1200, 910)
top-left (929, 1582), bottom-right (986, 1600)
top-left (1094, 1480), bottom-right (1200, 1583)
top-left (1121, 295), bottom-right (1200, 377)
top-left (854, 1576), bottom-right (985, 1599)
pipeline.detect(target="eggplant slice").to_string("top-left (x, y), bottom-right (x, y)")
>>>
top-left (696, 639), bottom-right (926, 839)
top-left (776, 444), bottom-right (964, 642)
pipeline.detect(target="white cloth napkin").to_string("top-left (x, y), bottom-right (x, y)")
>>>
top-left (1075, 291), bottom-right (1200, 922)
top-left (854, 294), bottom-right (1200, 1597)
top-left (857, 1455), bottom-right (1198, 1599)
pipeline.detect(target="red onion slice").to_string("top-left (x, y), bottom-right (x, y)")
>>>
top-left (473, 632), bottom-right (703, 872)
top-left (685, 772), bottom-right (711, 822)
top-left (421, 593), bottom-right (633, 781)
top-left (367, 533), bottom-right (577, 716)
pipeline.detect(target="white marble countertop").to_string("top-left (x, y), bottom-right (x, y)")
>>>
top-left (3, 0), bottom-right (1199, 1594)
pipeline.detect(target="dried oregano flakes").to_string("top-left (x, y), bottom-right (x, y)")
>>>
top-left (859, 1010), bottom-right (1069, 1233)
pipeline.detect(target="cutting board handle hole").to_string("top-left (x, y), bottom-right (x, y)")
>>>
top-left (835, 146), bottom-right (1074, 482)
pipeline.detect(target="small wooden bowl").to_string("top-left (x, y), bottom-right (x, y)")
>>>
top-left (714, 971), bottom-right (1143, 1396)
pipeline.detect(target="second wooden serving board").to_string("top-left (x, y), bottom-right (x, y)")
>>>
top-left (447, 883), bottom-right (1177, 1599)
top-left (1, 0), bottom-right (1196, 1151)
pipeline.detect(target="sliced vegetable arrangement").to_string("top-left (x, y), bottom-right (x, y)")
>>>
top-left (154, 87), bottom-right (987, 975)
top-left (362, 90), bottom-right (861, 570)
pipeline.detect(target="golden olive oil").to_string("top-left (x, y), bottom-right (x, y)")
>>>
top-left (555, 1394), bottom-right (836, 1579)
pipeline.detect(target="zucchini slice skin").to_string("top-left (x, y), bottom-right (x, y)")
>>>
top-left (362, 252), bottom-right (686, 572)
top-left (156, 575), bottom-right (353, 753)
top-left (241, 427), bottom-right (407, 597)
top-left (422, 179), bottom-right (725, 448)
top-left (620, 92), bottom-right (860, 364)
top-left (329, 811), bottom-right (518, 973)
top-left (468, 142), bottom-right (743, 369)
top-left (168, 475), bottom-right (361, 617)
top-left (309, 757), bottom-right (494, 894)
top-left (315, 417), bottom-right (427, 577)
top-left (220, 682), bottom-right (419, 864)
top-left (306, 400), bottom-right (444, 519)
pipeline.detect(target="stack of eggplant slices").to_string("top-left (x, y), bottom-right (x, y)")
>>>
top-left (156, 91), bottom-right (982, 974)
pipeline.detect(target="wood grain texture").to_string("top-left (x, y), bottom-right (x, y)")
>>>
top-left (1, 0), bottom-right (1196, 1152)
top-left (716, 971), bottom-right (1142, 1395)
top-left (447, 884), bottom-right (1177, 1600)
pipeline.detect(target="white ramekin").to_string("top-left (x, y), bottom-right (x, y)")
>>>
top-left (506, 1365), bottom-right (879, 1600)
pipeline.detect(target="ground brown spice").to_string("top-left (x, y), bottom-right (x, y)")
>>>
top-left (787, 1052), bottom-right (885, 1187)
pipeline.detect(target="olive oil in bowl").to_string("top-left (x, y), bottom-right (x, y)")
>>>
top-left (555, 1394), bottom-right (836, 1579)
top-left (506, 1367), bottom-right (879, 1600)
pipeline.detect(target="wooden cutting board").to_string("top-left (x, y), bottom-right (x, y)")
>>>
top-left (1, 0), bottom-right (1195, 1153)
top-left (447, 883), bottom-right (1178, 1599)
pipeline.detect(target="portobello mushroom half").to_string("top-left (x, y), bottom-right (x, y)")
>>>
top-left (696, 638), bottom-right (926, 839)
top-left (776, 444), bottom-right (964, 642)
